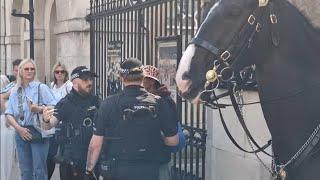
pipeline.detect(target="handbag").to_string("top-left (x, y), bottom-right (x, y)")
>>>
top-left (17, 84), bottom-right (45, 143)
top-left (24, 125), bottom-right (44, 143)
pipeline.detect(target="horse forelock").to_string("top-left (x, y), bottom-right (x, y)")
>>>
top-left (286, 0), bottom-right (320, 29)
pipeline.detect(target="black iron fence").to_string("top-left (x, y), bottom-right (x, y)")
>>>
top-left (86, 0), bottom-right (211, 179)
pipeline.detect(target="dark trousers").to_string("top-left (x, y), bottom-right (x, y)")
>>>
top-left (47, 158), bottom-right (56, 179)
top-left (102, 162), bottom-right (159, 180)
top-left (59, 162), bottom-right (85, 180)
top-left (47, 137), bottom-right (59, 179)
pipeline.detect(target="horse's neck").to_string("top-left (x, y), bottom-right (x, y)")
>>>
top-left (286, 0), bottom-right (320, 29)
top-left (256, 0), bottom-right (320, 97)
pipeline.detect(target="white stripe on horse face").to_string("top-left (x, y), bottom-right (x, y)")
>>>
top-left (176, 44), bottom-right (196, 94)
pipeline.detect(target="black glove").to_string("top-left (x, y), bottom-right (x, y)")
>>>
top-left (84, 170), bottom-right (97, 180)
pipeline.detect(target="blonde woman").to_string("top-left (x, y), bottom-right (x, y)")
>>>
top-left (50, 62), bottom-right (72, 100)
top-left (47, 62), bottom-right (72, 179)
top-left (5, 59), bottom-right (57, 180)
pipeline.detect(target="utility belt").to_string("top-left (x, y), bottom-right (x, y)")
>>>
top-left (100, 157), bottom-right (160, 179)
top-left (55, 120), bottom-right (93, 145)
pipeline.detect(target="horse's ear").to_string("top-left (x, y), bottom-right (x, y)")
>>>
top-left (258, 0), bottom-right (269, 7)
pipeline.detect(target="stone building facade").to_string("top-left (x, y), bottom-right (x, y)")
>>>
top-left (0, 0), bottom-right (90, 82)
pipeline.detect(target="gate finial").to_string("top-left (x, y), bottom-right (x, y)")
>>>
top-left (258, 0), bottom-right (269, 7)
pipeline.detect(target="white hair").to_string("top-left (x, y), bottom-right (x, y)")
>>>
top-left (15, 59), bottom-right (38, 89)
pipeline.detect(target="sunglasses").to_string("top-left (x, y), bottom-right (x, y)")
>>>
top-left (24, 67), bottom-right (35, 71)
top-left (54, 70), bottom-right (66, 74)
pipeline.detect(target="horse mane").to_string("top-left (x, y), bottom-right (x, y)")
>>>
top-left (286, 0), bottom-right (320, 29)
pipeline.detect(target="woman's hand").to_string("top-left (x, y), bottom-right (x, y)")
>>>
top-left (28, 100), bottom-right (43, 113)
top-left (17, 126), bottom-right (32, 141)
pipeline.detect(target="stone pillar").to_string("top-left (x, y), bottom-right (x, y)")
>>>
top-left (1, 0), bottom-right (23, 75)
top-left (53, 0), bottom-right (90, 74)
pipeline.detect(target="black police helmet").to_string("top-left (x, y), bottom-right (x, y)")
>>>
top-left (119, 58), bottom-right (143, 75)
top-left (70, 66), bottom-right (97, 81)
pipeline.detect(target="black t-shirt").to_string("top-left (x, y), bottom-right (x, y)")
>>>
top-left (93, 85), bottom-right (178, 137)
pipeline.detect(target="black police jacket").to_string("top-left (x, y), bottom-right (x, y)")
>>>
top-left (94, 85), bottom-right (178, 163)
top-left (54, 88), bottom-right (100, 167)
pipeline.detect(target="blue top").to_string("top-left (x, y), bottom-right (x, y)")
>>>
top-left (166, 122), bottom-right (186, 153)
top-left (5, 81), bottom-right (57, 126)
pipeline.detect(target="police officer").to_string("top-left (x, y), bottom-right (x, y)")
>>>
top-left (43, 66), bottom-right (100, 180)
top-left (85, 58), bottom-right (179, 180)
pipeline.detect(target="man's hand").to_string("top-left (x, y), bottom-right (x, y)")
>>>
top-left (84, 170), bottom-right (97, 180)
top-left (43, 106), bottom-right (55, 123)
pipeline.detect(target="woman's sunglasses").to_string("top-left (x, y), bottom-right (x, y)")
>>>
top-left (54, 70), bottom-right (66, 74)
top-left (24, 67), bottom-right (35, 71)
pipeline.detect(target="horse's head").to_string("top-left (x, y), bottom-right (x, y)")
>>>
top-left (176, 0), bottom-right (273, 102)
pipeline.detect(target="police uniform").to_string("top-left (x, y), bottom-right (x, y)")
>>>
top-left (93, 59), bottom-right (178, 180)
top-left (54, 66), bottom-right (100, 180)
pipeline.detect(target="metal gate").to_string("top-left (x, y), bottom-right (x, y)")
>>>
top-left (86, 0), bottom-right (210, 179)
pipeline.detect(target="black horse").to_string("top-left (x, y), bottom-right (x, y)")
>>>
top-left (175, 0), bottom-right (320, 179)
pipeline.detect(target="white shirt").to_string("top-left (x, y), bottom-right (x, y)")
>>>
top-left (51, 80), bottom-right (73, 101)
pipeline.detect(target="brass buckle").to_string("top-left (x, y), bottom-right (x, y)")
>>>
top-left (258, 0), bottom-right (269, 7)
top-left (221, 51), bottom-right (231, 61)
top-left (270, 14), bottom-right (278, 24)
top-left (248, 15), bottom-right (256, 25)
top-left (256, 23), bottom-right (261, 32)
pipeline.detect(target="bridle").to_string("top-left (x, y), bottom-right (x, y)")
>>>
top-left (189, 0), bottom-right (278, 156)
top-left (190, 0), bottom-right (279, 100)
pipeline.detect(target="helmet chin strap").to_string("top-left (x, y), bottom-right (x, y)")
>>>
top-left (258, 0), bottom-right (269, 7)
